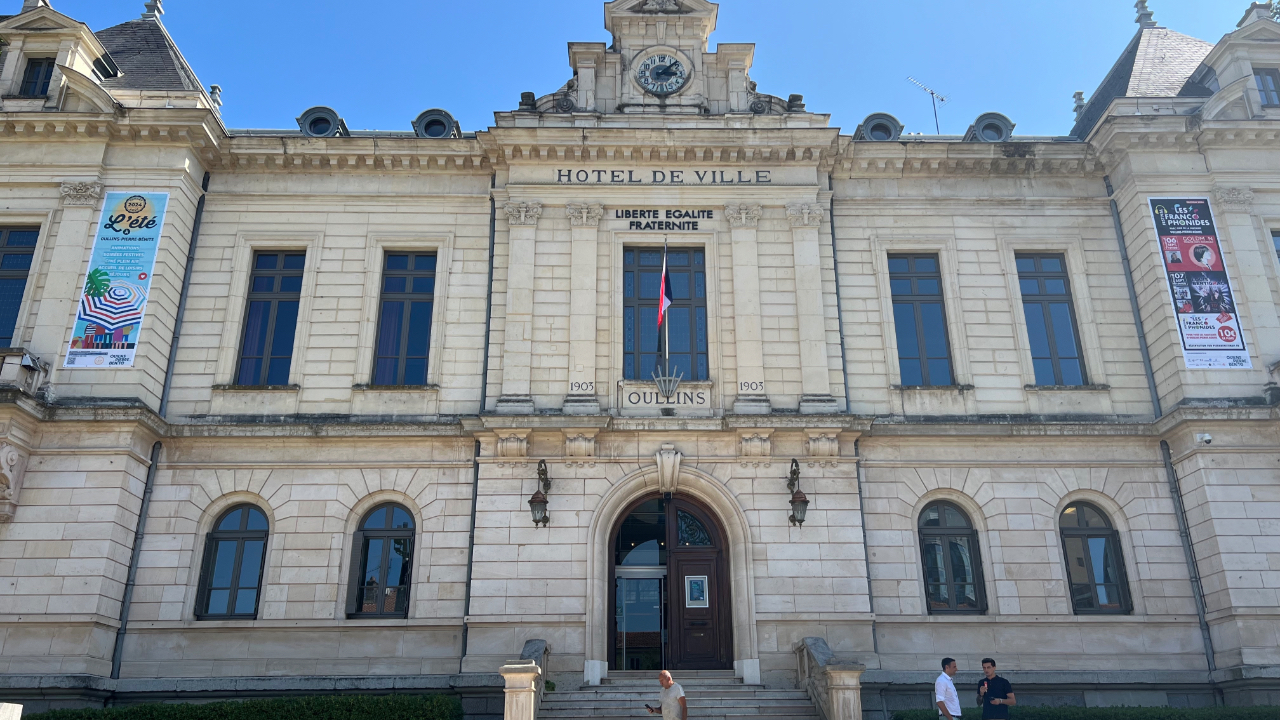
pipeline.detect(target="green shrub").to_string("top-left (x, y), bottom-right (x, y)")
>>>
top-left (30, 693), bottom-right (463, 720)
top-left (892, 707), bottom-right (1280, 720)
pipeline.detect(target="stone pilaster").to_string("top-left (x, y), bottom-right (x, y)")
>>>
top-left (29, 182), bottom-right (105, 363)
top-left (725, 203), bottom-right (770, 414)
top-left (564, 203), bottom-right (604, 415)
top-left (787, 202), bottom-right (839, 414)
top-left (1213, 186), bottom-right (1280, 365)
top-left (497, 201), bottom-right (542, 414)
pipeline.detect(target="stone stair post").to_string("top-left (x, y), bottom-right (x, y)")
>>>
top-left (499, 660), bottom-right (541, 720)
top-left (795, 637), bottom-right (866, 720)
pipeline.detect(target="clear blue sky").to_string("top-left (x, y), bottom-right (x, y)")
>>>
top-left (44, 0), bottom-right (1241, 136)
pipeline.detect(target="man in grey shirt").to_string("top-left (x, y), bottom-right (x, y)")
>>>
top-left (647, 670), bottom-right (687, 720)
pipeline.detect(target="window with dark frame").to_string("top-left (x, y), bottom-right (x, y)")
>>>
top-left (1016, 254), bottom-right (1087, 386)
top-left (196, 505), bottom-right (268, 620)
top-left (347, 503), bottom-right (415, 618)
top-left (888, 254), bottom-right (954, 386)
top-left (236, 252), bottom-right (305, 386)
top-left (918, 501), bottom-right (987, 614)
top-left (373, 252), bottom-right (436, 386)
top-left (20, 58), bottom-right (56, 97)
top-left (1060, 502), bottom-right (1131, 614)
top-left (623, 247), bottom-right (708, 381)
top-left (1255, 68), bottom-right (1280, 107)
top-left (1271, 230), bottom-right (1280, 263)
top-left (0, 227), bottom-right (38, 347)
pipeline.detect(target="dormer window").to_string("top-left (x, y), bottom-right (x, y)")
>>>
top-left (1254, 68), bottom-right (1280, 107)
top-left (20, 58), bottom-right (56, 97)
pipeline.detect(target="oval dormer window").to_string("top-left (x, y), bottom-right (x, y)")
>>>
top-left (308, 116), bottom-right (332, 136)
top-left (981, 122), bottom-right (1004, 141)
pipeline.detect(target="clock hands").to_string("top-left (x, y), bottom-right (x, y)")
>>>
top-left (655, 61), bottom-right (682, 81)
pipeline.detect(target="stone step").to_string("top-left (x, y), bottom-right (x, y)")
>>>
top-left (598, 678), bottom-right (757, 687)
top-left (542, 686), bottom-right (803, 696)
top-left (540, 712), bottom-right (819, 720)
top-left (540, 696), bottom-right (808, 707)
top-left (607, 669), bottom-right (739, 678)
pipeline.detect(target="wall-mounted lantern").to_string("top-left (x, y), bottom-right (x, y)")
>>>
top-left (529, 459), bottom-right (551, 527)
top-left (787, 458), bottom-right (809, 527)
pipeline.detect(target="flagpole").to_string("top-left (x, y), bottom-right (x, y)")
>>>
top-left (663, 239), bottom-right (670, 374)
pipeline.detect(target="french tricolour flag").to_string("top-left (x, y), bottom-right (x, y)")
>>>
top-left (658, 245), bottom-right (673, 328)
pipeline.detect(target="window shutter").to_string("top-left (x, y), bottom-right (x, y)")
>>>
top-left (345, 530), bottom-right (365, 616)
top-left (1116, 531), bottom-right (1134, 614)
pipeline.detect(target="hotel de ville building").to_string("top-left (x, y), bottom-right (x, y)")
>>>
top-left (0, 0), bottom-right (1279, 717)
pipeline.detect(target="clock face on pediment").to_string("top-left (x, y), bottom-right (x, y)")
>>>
top-left (635, 53), bottom-right (689, 96)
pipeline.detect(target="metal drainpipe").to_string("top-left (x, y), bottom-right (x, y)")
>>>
top-left (461, 177), bottom-right (498, 662)
top-left (828, 174), bottom-right (852, 412)
top-left (853, 439), bottom-right (877, 655)
top-left (110, 440), bottom-right (163, 681)
top-left (1161, 441), bottom-right (1219, 689)
top-left (159, 172), bottom-right (210, 419)
top-left (1105, 176), bottom-right (1162, 419)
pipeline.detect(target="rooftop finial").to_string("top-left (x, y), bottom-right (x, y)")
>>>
top-left (1240, 2), bottom-right (1275, 27)
top-left (20, 0), bottom-right (52, 13)
top-left (209, 85), bottom-right (223, 112)
top-left (143, 0), bottom-right (163, 17)
top-left (1073, 91), bottom-right (1087, 121)
top-left (1135, 0), bottom-right (1156, 28)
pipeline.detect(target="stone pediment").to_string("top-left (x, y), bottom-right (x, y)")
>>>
top-left (0, 6), bottom-right (83, 31)
top-left (609, 0), bottom-right (716, 15)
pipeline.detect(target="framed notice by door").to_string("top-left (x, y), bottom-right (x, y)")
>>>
top-left (685, 576), bottom-right (709, 608)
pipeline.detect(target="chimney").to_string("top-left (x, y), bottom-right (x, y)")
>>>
top-left (143, 0), bottom-right (164, 18)
top-left (20, 0), bottom-right (52, 12)
top-left (209, 85), bottom-right (223, 113)
top-left (1073, 92), bottom-right (1087, 121)
top-left (1134, 0), bottom-right (1156, 29)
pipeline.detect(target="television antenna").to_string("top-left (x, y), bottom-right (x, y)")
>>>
top-left (907, 76), bottom-right (950, 134)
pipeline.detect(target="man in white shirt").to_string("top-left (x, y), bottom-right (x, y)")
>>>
top-left (647, 670), bottom-right (687, 720)
top-left (935, 657), bottom-right (961, 719)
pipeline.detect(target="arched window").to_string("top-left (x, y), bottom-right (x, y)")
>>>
top-left (196, 505), bottom-right (269, 620)
top-left (347, 503), bottom-right (415, 618)
top-left (1060, 502), bottom-right (1131, 614)
top-left (918, 501), bottom-right (986, 614)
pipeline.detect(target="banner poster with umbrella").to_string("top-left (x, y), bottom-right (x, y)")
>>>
top-left (64, 191), bottom-right (170, 369)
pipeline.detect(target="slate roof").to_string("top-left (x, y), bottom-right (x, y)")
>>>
top-left (1071, 26), bottom-right (1213, 139)
top-left (94, 15), bottom-right (202, 91)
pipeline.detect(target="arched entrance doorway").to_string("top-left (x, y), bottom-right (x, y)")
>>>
top-left (609, 494), bottom-right (732, 671)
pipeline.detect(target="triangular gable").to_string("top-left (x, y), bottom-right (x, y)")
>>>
top-left (608, 0), bottom-right (718, 16)
top-left (0, 6), bottom-right (82, 31)
top-left (1203, 16), bottom-right (1280, 67)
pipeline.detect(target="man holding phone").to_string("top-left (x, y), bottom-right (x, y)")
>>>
top-left (976, 658), bottom-right (1015, 719)
top-left (647, 670), bottom-right (687, 720)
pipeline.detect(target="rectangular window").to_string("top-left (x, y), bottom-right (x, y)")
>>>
top-left (20, 58), bottom-right (56, 97)
top-left (623, 247), bottom-right (708, 381)
top-left (1272, 230), bottom-right (1280, 263)
top-left (373, 252), bottom-right (436, 386)
top-left (888, 254), bottom-right (953, 386)
top-left (1016, 253), bottom-right (1087, 387)
top-left (1255, 68), bottom-right (1280, 107)
top-left (236, 251), bottom-right (305, 386)
top-left (0, 227), bottom-right (38, 347)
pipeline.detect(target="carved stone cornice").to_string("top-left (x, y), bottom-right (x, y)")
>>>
top-left (724, 203), bottom-right (762, 229)
top-left (1214, 186), bottom-right (1254, 213)
top-left (504, 201), bottom-right (543, 226)
top-left (59, 181), bottom-right (104, 207)
top-left (786, 202), bottom-right (823, 228)
top-left (565, 203), bottom-right (604, 227)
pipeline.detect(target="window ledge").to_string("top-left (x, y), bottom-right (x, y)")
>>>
top-left (212, 384), bottom-right (301, 393)
top-left (1025, 384), bottom-right (1110, 392)
top-left (352, 384), bottom-right (440, 392)
top-left (891, 384), bottom-right (976, 392)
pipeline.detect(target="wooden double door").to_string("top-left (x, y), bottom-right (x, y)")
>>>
top-left (610, 494), bottom-right (732, 671)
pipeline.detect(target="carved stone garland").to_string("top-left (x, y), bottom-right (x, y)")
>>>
top-left (786, 202), bottom-right (824, 228)
top-left (0, 443), bottom-right (26, 522)
top-left (565, 203), bottom-right (605, 227)
top-left (1213, 186), bottom-right (1254, 213)
top-left (724, 203), bottom-right (763, 229)
top-left (60, 181), bottom-right (105, 207)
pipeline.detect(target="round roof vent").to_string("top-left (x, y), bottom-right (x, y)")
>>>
top-left (857, 113), bottom-right (904, 142)
top-left (297, 106), bottom-right (346, 138)
top-left (968, 112), bottom-right (1015, 143)
top-left (413, 109), bottom-right (459, 139)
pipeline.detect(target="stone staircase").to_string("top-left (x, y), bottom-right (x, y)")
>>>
top-left (538, 670), bottom-right (821, 720)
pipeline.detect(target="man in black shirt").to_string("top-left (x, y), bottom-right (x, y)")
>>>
top-left (976, 658), bottom-right (1015, 719)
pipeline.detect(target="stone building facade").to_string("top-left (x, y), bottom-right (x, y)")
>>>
top-left (0, 0), bottom-right (1278, 716)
